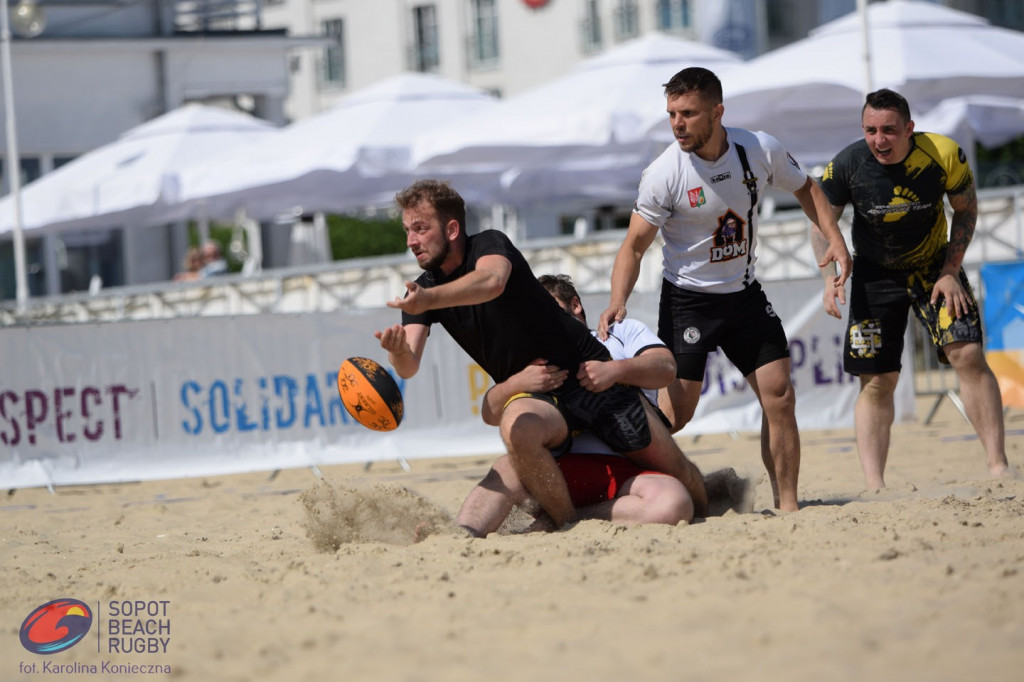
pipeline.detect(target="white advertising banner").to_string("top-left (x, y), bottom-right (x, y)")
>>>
top-left (1, 278), bottom-right (913, 489)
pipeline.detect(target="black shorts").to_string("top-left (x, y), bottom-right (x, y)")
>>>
top-left (658, 279), bottom-right (791, 382)
top-left (844, 256), bottom-right (983, 375)
top-left (552, 379), bottom-right (652, 453)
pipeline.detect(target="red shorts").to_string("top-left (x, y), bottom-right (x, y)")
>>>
top-left (557, 453), bottom-right (666, 507)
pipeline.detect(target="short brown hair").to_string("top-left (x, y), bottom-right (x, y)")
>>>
top-left (537, 274), bottom-right (584, 321)
top-left (395, 179), bottom-right (467, 234)
top-left (662, 67), bottom-right (723, 105)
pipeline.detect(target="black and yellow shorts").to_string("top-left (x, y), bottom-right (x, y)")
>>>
top-left (844, 256), bottom-right (983, 375)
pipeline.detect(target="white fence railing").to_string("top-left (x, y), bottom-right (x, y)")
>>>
top-left (2, 186), bottom-right (1022, 327)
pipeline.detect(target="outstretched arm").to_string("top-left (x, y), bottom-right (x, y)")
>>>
top-left (598, 214), bottom-right (660, 339)
top-left (387, 254), bottom-right (512, 316)
top-left (374, 323), bottom-right (429, 379)
top-left (933, 182), bottom-right (978, 318)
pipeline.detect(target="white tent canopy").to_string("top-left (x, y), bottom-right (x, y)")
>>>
top-left (697, 0), bottom-right (1024, 166)
top-left (917, 95), bottom-right (1024, 150)
top-left (176, 73), bottom-right (500, 220)
top-left (0, 104), bottom-right (277, 236)
top-left (411, 32), bottom-right (742, 204)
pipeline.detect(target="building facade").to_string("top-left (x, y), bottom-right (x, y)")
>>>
top-left (0, 0), bottom-right (1019, 300)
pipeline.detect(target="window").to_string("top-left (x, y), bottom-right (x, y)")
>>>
top-left (469, 0), bottom-right (499, 66)
top-left (581, 0), bottom-right (602, 52)
top-left (655, 0), bottom-right (691, 32)
top-left (411, 4), bottom-right (440, 72)
top-left (613, 0), bottom-right (639, 40)
top-left (320, 19), bottom-right (346, 87)
top-left (0, 157), bottom-right (41, 194)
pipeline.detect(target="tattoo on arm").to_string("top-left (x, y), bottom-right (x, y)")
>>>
top-left (946, 182), bottom-right (977, 269)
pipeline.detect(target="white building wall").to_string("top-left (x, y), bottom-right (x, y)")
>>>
top-left (270, 0), bottom-right (714, 119)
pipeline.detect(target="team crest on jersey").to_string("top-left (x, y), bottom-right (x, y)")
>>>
top-left (821, 162), bottom-right (834, 182)
top-left (687, 187), bottom-right (706, 207)
top-left (710, 210), bottom-right (748, 262)
top-left (683, 327), bottom-right (701, 344)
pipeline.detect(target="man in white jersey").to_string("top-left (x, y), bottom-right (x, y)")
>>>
top-left (598, 67), bottom-right (852, 512)
top-left (456, 274), bottom-right (698, 537)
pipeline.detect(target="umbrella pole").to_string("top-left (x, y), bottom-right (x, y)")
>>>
top-left (1, 0), bottom-right (28, 310)
top-left (857, 0), bottom-right (873, 95)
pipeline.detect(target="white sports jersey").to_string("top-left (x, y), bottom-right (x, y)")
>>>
top-left (569, 318), bottom-right (665, 456)
top-left (634, 127), bottom-right (808, 294)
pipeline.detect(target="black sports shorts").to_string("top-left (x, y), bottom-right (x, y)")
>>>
top-left (844, 256), bottom-right (983, 375)
top-left (553, 380), bottom-right (652, 453)
top-left (658, 279), bottom-right (791, 381)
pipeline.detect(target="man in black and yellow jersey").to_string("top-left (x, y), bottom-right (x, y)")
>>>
top-left (813, 88), bottom-right (1011, 489)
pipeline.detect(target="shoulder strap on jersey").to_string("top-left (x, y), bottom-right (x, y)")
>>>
top-left (735, 143), bottom-right (758, 287)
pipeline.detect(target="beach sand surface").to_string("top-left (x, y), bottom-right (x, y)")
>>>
top-left (2, 396), bottom-right (1023, 682)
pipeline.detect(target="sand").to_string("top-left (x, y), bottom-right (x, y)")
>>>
top-left (2, 395), bottom-right (1023, 682)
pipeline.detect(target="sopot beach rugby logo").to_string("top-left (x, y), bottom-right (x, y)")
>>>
top-left (19, 598), bottom-right (94, 654)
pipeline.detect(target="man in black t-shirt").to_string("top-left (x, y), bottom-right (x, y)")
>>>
top-left (813, 88), bottom-right (1010, 488)
top-left (375, 180), bottom-right (707, 528)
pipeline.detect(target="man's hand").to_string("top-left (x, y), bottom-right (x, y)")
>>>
top-left (931, 271), bottom-right (969, 319)
top-left (576, 359), bottom-right (619, 393)
top-left (822, 282), bottom-right (847, 319)
top-left (511, 359), bottom-right (569, 394)
top-left (386, 281), bottom-right (434, 316)
top-left (818, 239), bottom-right (853, 290)
top-left (596, 304), bottom-right (627, 341)
top-left (374, 324), bottom-right (410, 354)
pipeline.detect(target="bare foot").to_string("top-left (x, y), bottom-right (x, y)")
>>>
top-left (990, 463), bottom-right (1015, 479)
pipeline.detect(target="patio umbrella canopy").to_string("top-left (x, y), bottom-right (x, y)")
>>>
top-left (176, 73), bottom-right (499, 220)
top-left (0, 104), bottom-right (277, 236)
top-left (697, 0), bottom-right (1024, 166)
top-left (411, 32), bottom-right (742, 202)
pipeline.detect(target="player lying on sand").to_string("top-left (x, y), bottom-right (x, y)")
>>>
top-left (456, 274), bottom-right (746, 537)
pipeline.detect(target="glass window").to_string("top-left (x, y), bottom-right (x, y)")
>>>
top-left (57, 229), bottom-right (124, 294)
top-left (656, 0), bottom-right (691, 31)
top-left (320, 18), bottom-right (346, 86)
top-left (469, 0), bottom-right (499, 66)
top-left (412, 4), bottom-right (440, 72)
top-left (614, 0), bottom-right (639, 40)
top-left (581, 0), bottom-right (602, 52)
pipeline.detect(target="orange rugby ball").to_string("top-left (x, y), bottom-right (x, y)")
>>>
top-left (337, 357), bottom-right (404, 431)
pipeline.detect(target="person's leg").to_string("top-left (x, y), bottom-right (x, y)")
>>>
top-left (853, 372), bottom-right (899, 489)
top-left (746, 357), bottom-right (800, 511)
top-left (577, 474), bottom-right (693, 525)
top-left (455, 455), bottom-right (529, 538)
top-left (657, 378), bottom-right (702, 434)
top-left (621, 399), bottom-right (708, 517)
top-left (944, 341), bottom-right (1011, 477)
top-left (498, 397), bottom-right (576, 528)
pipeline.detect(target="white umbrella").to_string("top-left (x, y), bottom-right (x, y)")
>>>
top-left (691, 0), bottom-right (1024, 166)
top-left (177, 73), bottom-right (499, 220)
top-left (916, 95), bottom-right (1024, 150)
top-left (0, 104), bottom-right (276, 236)
top-left (411, 32), bottom-right (742, 194)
